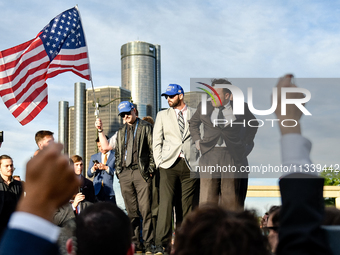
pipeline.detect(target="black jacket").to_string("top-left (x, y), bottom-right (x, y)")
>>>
top-left (277, 173), bottom-right (332, 255)
top-left (80, 176), bottom-right (95, 203)
top-left (0, 178), bottom-right (22, 236)
top-left (189, 101), bottom-right (258, 164)
top-left (53, 200), bottom-right (92, 227)
top-left (115, 118), bottom-right (155, 181)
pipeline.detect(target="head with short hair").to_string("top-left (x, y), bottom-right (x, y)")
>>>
top-left (173, 204), bottom-right (270, 255)
top-left (0, 155), bottom-right (14, 179)
top-left (35, 130), bottom-right (54, 149)
top-left (71, 155), bottom-right (83, 176)
top-left (74, 202), bottom-right (133, 255)
top-left (142, 116), bottom-right (154, 126)
top-left (13, 175), bottom-right (21, 181)
top-left (211, 78), bottom-right (232, 107)
top-left (0, 155), bottom-right (12, 166)
top-left (268, 205), bottom-right (280, 227)
top-left (71, 155), bottom-right (83, 163)
top-left (95, 136), bottom-right (109, 154)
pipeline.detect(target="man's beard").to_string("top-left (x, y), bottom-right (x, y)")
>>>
top-left (169, 97), bottom-right (180, 108)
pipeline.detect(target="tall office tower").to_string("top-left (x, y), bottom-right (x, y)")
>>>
top-left (68, 106), bottom-right (75, 156)
top-left (63, 82), bottom-right (86, 159)
top-left (85, 86), bottom-right (131, 172)
top-left (184, 91), bottom-right (205, 109)
top-left (61, 84), bottom-right (131, 173)
top-left (74, 82), bottom-right (86, 158)
top-left (58, 101), bottom-right (69, 154)
top-left (121, 41), bottom-right (161, 119)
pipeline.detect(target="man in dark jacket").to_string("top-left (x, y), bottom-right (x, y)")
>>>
top-left (0, 155), bottom-right (22, 238)
top-left (189, 79), bottom-right (258, 210)
top-left (101, 101), bottom-right (155, 254)
top-left (53, 192), bottom-right (92, 227)
top-left (71, 155), bottom-right (95, 203)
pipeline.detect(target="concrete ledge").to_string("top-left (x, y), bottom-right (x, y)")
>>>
top-left (247, 185), bottom-right (340, 208)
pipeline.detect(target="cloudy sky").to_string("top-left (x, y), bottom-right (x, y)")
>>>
top-left (1, 0), bottom-right (340, 214)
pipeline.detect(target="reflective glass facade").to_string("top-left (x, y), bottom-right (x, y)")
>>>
top-left (85, 86), bottom-right (131, 172)
top-left (65, 86), bottom-right (131, 173)
top-left (121, 41), bottom-right (161, 119)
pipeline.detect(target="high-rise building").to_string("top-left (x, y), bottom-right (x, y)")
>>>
top-left (74, 82), bottom-right (86, 159)
top-left (85, 86), bottom-right (131, 170)
top-left (121, 41), bottom-right (161, 119)
top-left (58, 101), bottom-right (69, 154)
top-left (184, 91), bottom-right (205, 110)
top-left (59, 83), bottom-right (131, 174)
top-left (68, 106), bottom-right (75, 156)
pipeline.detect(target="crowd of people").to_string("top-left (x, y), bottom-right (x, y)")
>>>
top-left (0, 74), bottom-right (339, 255)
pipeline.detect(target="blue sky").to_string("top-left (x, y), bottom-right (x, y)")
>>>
top-left (1, 0), bottom-right (340, 215)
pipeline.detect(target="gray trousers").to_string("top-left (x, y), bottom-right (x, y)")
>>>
top-left (199, 147), bottom-right (244, 211)
top-left (119, 167), bottom-right (153, 248)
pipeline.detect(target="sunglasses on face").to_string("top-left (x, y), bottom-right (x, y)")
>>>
top-left (120, 111), bottom-right (132, 118)
top-left (165, 94), bottom-right (177, 99)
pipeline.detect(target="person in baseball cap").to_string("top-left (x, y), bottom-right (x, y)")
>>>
top-left (161, 84), bottom-right (184, 97)
top-left (118, 101), bottom-right (134, 116)
top-left (153, 83), bottom-right (200, 255)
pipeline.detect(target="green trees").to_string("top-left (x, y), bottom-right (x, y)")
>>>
top-left (320, 167), bottom-right (340, 206)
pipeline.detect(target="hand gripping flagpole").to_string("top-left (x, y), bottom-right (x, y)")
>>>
top-left (75, 5), bottom-right (99, 118)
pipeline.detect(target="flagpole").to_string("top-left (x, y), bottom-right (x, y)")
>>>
top-left (75, 5), bottom-right (99, 118)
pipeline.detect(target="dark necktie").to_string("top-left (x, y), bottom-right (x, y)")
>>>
top-left (217, 106), bottom-right (225, 145)
top-left (178, 111), bottom-right (184, 137)
top-left (125, 125), bottom-right (133, 167)
top-left (218, 106), bottom-right (225, 128)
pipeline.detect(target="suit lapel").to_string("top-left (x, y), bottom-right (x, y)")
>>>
top-left (230, 100), bottom-right (242, 121)
top-left (80, 201), bottom-right (85, 212)
top-left (204, 102), bottom-right (215, 126)
top-left (183, 107), bottom-right (191, 138)
top-left (107, 151), bottom-right (114, 165)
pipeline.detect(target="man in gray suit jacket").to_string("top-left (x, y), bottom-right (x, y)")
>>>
top-left (153, 84), bottom-right (199, 254)
top-left (53, 193), bottom-right (92, 227)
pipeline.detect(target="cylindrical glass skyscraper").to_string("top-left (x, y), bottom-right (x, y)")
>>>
top-left (121, 41), bottom-right (161, 119)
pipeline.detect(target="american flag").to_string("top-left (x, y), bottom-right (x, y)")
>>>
top-left (0, 7), bottom-right (91, 125)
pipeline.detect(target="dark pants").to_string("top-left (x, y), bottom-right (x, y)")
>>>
top-left (155, 158), bottom-right (198, 248)
top-left (199, 147), bottom-right (246, 210)
top-left (119, 167), bottom-right (153, 249)
top-left (96, 188), bottom-right (116, 204)
top-left (151, 169), bottom-right (160, 232)
top-left (237, 177), bottom-right (248, 207)
top-left (152, 170), bottom-right (185, 233)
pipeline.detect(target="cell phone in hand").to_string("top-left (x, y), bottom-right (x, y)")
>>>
top-left (93, 160), bottom-right (99, 164)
